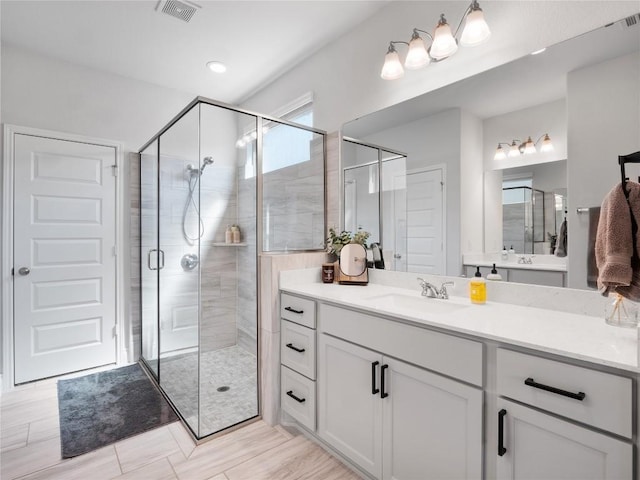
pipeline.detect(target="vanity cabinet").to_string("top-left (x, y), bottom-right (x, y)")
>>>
top-left (496, 348), bottom-right (633, 479)
top-left (280, 293), bottom-right (317, 431)
top-left (317, 304), bottom-right (483, 480)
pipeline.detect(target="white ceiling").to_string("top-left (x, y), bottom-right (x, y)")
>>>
top-left (0, 0), bottom-right (389, 104)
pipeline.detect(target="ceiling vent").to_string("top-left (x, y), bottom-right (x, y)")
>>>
top-left (157, 0), bottom-right (200, 23)
top-left (623, 14), bottom-right (639, 28)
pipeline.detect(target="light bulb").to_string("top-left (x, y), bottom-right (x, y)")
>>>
top-left (460, 5), bottom-right (491, 47)
top-left (524, 137), bottom-right (536, 155)
top-left (508, 141), bottom-right (520, 157)
top-left (494, 144), bottom-right (506, 160)
top-left (381, 44), bottom-right (404, 80)
top-left (430, 14), bottom-right (458, 60)
top-left (540, 134), bottom-right (554, 153)
top-left (405, 33), bottom-right (430, 69)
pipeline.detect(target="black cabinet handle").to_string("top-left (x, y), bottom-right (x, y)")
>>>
top-left (285, 343), bottom-right (305, 353)
top-left (524, 377), bottom-right (586, 401)
top-left (286, 390), bottom-right (306, 403)
top-left (284, 306), bottom-right (304, 314)
top-left (498, 409), bottom-right (507, 456)
top-left (371, 361), bottom-right (380, 395)
top-left (380, 364), bottom-right (389, 398)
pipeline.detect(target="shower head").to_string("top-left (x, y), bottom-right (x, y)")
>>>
top-left (200, 156), bottom-right (214, 174)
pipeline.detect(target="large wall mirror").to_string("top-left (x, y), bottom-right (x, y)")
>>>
top-left (341, 15), bottom-right (640, 289)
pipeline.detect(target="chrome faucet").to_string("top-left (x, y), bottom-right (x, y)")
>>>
top-left (417, 278), bottom-right (455, 299)
top-left (517, 256), bottom-right (533, 264)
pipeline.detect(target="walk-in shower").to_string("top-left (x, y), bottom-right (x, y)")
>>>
top-left (138, 97), bottom-right (326, 440)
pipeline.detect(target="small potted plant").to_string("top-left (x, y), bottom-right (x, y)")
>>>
top-left (326, 227), bottom-right (370, 260)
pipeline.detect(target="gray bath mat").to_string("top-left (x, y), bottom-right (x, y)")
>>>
top-left (57, 363), bottom-right (178, 458)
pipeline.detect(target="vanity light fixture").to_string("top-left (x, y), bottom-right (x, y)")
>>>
top-left (380, 0), bottom-right (490, 80)
top-left (494, 134), bottom-right (553, 160)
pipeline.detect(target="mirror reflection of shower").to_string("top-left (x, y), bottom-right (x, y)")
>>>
top-left (182, 156), bottom-right (214, 245)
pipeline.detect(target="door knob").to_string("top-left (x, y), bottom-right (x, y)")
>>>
top-left (394, 254), bottom-right (402, 259)
top-left (18, 267), bottom-right (30, 276)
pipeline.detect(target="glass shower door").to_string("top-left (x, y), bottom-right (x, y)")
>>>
top-left (158, 106), bottom-right (201, 433)
top-left (140, 140), bottom-right (159, 378)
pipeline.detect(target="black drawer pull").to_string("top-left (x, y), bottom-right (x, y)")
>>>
top-left (380, 364), bottom-right (389, 398)
top-left (524, 377), bottom-right (586, 401)
top-left (371, 361), bottom-right (380, 395)
top-left (285, 343), bottom-right (305, 353)
top-left (498, 409), bottom-right (507, 456)
top-left (284, 306), bottom-right (304, 314)
top-left (286, 390), bottom-right (306, 403)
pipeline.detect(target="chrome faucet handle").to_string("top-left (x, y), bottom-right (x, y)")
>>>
top-left (417, 277), bottom-right (438, 298)
top-left (439, 281), bottom-right (455, 299)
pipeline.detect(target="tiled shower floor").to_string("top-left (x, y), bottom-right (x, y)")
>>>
top-left (159, 345), bottom-right (258, 437)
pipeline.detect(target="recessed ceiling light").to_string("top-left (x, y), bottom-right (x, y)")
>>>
top-left (206, 61), bottom-right (227, 73)
top-left (531, 48), bottom-right (547, 55)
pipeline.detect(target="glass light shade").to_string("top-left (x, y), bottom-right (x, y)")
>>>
top-left (430, 22), bottom-right (458, 60)
top-left (405, 36), bottom-right (430, 69)
top-left (381, 50), bottom-right (404, 80)
top-left (524, 137), bottom-right (536, 154)
top-left (494, 145), bottom-right (507, 160)
top-left (540, 134), bottom-right (554, 152)
top-left (508, 141), bottom-right (520, 157)
top-left (460, 8), bottom-right (491, 47)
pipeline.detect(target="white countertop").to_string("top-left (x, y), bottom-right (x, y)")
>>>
top-left (280, 281), bottom-right (639, 374)
top-left (463, 260), bottom-right (567, 272)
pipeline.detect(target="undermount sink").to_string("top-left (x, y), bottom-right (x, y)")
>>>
top-left (365, 293), bottom-right (469, 315)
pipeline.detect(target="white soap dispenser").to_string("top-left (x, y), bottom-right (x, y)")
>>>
top-left (501, 246), bottom-right (508, 261)
top-left (486, 263), bottom-right (502, 281)
top-left (508, 245), bottom-right (515, 260)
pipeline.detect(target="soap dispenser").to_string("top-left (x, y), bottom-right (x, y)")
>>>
top-left (501, 246), bottom-right (508, 261)
top-left (469, 266), bottom-right (487, 304)
top-left (508, 245), bottom-right (515, 258)
top-left (486, 264), bottom-right (502, 281)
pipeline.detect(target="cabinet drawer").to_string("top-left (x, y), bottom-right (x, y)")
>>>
top-left (281, 365), bottom-right (316, 431)
top-left (496, 348), bottom-right (632, 438)
top-left (281, 320), bottom-right (316, 380)
top-left (319, 303), bottom-right (483, 386)
top-left (281, 293), bottom-right (316, 328)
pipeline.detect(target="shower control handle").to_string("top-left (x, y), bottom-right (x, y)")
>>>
top-left (286, 390), bottom-right (306, 403)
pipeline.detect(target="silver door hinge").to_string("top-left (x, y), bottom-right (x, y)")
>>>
top-left (111, 164), bottom-right (118, 176)
top-left (112, 245), bottom-right (117, 257)
top-left (113, 324), bottom-right (118, 337)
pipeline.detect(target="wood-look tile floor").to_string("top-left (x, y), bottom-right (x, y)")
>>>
top-left (0, 378), bottom-right (361, 480)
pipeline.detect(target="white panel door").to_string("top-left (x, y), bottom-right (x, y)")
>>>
top-left (382, 357), bottom-right (483, 480)
top-left (13, 134), bottom-right (117, 384)
top-left (406, 168), bottom-right (444, 274)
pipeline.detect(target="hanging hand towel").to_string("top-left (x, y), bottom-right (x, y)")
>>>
top-left (596, 181), bottom-right (640, 300)
top-left (555, 218), bottom-right (567, 257)
top-left (586, 207), bottom-right (601, 289)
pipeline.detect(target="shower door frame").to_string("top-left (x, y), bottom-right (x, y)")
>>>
top-left (138, 96), bottom-right (327, 441)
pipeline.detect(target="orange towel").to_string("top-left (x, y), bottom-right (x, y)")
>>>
top-left (596, 181), bottom-right (640, 300)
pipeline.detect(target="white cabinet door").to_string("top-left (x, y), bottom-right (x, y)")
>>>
top-left (318, 334), bottom-right (383, 479)
top-left (382, 357), bottom-right (483, 480)
top-left (497, 399), bottom-right (632, 480)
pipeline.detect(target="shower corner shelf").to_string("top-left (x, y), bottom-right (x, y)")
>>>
top-left (212, 242), bottom-right (248, 247)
